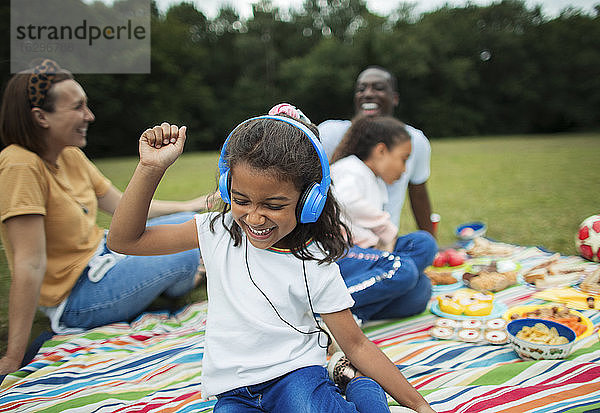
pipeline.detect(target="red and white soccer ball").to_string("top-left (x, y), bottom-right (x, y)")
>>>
top-left (576, 214), bottom-right (600, 262)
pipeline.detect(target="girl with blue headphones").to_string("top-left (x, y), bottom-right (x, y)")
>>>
top-left (107, 104), bottom-right (435, 413)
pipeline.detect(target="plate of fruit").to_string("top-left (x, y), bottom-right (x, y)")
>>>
top-left (424, 249), bottom-right (468, 292)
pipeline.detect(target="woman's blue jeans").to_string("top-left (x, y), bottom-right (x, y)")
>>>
top-left (337, 231), bottom-right (437, 321)
top-left (214, 365), bottom-right (390, 412)
top-left (60, 212), bottom-right (200, 329)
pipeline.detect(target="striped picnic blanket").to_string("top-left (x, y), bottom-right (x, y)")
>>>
top-left (1, 244), bottom-right (599, 412)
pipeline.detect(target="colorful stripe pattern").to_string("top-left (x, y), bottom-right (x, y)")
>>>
top-left (1, 245), bottom-right (599, 412)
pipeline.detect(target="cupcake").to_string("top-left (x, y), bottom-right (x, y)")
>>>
top-left (458, 328), bottom-right (481, 342)
top-left (485, 318), bottom-right (507, 330)
top-left (484, 329), bottom-right (508, 345)
top-left (430, 326), bottom-right (454, 340)
top-left (435, 318), bottom-right (459, 329)
top-left (462, 319), bottom-right (483, 329)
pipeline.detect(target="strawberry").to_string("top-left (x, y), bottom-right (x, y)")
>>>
top-left (433, 252), bottom-right (448, 267)
top-left (446, 249), bottom-right (465, 267)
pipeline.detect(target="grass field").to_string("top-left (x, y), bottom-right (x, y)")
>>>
top-left (1, 133), bottom-right (599, 355)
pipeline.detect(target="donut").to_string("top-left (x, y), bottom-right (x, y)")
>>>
top-left (461, 319), bottom-right (483, 329)
top-left (484, 329), bottom-right (508, 345)
top-left (435, 318), bottom-right (459, 329)
top-left (430, 326), bottom-right (454, 340)
top-left (457, 328), bottom-right (481, 342)
top-left (485, 318), bottom-right (508, 330)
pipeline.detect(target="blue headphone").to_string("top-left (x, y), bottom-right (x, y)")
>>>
top-left (218, 115), bottom-right (330, 224)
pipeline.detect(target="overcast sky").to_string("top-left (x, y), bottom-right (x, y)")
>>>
top-left (150, 0), bottom-right (598, 18)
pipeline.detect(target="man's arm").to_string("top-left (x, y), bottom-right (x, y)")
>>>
top-left (408, 182), bottom-right (434, 236)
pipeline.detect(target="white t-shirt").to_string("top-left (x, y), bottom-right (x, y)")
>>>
top-left (318, 120), bottom-right (431, 226)
top-left (194, 212), bottom-right (354, 397)
top-left (330, 155), bottom-right (397, 248)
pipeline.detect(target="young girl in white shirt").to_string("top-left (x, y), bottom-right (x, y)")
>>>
top-left (107, 106), bottom-right (435, 413)
top-left (330, 116), bottom-right (437, 322)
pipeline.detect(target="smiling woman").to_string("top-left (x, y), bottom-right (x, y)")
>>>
top-left (34, 79), bottom-right (95, 162)
top-left (0, 59), bottom-right (210, 376)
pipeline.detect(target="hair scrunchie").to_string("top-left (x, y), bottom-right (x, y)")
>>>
top-left (27, 59), bottom-right (61, 108)
top-left (268, 103), bottom-right (312, 124)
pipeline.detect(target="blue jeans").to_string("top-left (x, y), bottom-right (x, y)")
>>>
top-left (214, 365), bottom-right (390, 412)
top-left (337, 231), bottom-right (437, 321)
top-left (60, 212), bottom-right (201, 329)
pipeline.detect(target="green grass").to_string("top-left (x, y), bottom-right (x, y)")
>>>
top-left (400, 133), bottom-right (599, 254)
top-left (1, 133), bottom-right (599, 356)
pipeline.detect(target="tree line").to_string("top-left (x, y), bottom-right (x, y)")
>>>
top-left (1, 0), bottom-right (599, 158)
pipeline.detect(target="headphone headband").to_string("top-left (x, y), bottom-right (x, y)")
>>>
top-left (218, 115), bottom-right (330, 223)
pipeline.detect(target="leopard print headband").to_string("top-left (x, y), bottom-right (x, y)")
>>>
top-left (27, 59), bottom-right (61, 108)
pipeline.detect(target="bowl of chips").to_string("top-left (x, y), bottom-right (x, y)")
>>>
top-left (507, 318), bottom-right (576, 360)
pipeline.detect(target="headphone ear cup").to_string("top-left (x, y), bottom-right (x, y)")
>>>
top-left (297, 182), bottom-right (326, 224)
top-left (296, 183), bottom-right (313, 223)
top-left (219, 168), bottom-right (231, 204)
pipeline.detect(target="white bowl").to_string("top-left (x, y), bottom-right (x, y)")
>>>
top-left (507, 318), bottom-right (576, 360)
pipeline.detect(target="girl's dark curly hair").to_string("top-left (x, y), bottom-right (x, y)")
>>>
top-left (331, 115), bottom-right (409, 164)
top-left (210, 115), bottom-right (352, 264)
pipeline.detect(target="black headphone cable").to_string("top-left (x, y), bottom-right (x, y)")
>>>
top-left (244, 237), bottom-right (332, 349)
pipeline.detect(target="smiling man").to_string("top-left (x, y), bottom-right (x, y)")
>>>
top-left (318, 66), bottom-right (435, 235)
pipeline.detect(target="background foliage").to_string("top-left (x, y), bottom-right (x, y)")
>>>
top-left (0, 0), bottom-right (599, 157)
